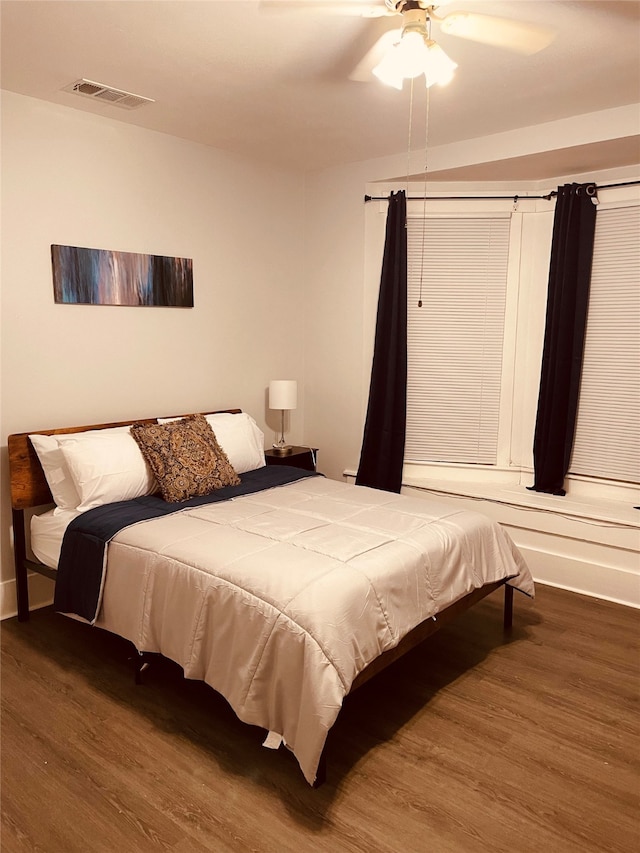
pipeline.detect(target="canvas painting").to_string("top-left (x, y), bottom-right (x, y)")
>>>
top-left (51, 244), bottom-right (194, 307)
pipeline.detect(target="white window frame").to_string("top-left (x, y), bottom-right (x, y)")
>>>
top-left (401, 197), bottom-right (527, 487)
top-left (362, 184), bottom-right (640, 507)
top-left (405, 210), bottom-right (513, 466)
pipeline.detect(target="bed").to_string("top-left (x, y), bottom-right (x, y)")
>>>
top-left (8, 409), bottom-right (534, 786)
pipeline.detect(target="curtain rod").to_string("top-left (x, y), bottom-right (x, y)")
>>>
top-left (363, 179), bottom-right (640, 204)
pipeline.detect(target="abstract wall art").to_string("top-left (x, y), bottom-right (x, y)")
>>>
top-left (51, 245), bottom-right (194, 307)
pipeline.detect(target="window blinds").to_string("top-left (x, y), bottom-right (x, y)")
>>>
top-left (405, 215), bottom-right (510, 465)
top-left (569, 204), bottom-right (640, 484)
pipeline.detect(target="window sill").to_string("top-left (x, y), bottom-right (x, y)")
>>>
top-left (343, 468), bottom-right (640, 530)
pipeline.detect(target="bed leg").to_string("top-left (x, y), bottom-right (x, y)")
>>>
top-left (503, 583), bottom-right (514, 632)
top-left (12, 509), bottom-right (30, 622)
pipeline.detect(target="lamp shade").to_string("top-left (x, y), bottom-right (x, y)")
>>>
top-left (269, 380), bottom-right (297, 411)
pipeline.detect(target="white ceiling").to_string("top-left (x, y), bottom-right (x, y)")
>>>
top-left (2, 0), bottom-right (639, 177)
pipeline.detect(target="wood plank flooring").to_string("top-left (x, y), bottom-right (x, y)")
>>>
top-left (1, 584), bottom-right (638, 853)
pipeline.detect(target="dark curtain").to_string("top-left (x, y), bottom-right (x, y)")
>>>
top-left (356, 190), bottom-right (407, 492)
top-left (529, 182), bottom-right (597, 495)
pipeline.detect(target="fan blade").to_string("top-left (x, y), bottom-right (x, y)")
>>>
top-left (349, 27), bottom-right (401, 81)
top-left (259, 1), bottom-right (393, 17)
top-left (437, 12), bottom-right (556, 55)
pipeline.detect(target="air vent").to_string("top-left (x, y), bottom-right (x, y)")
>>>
top-left (62, 78), bottom-right (154, 110)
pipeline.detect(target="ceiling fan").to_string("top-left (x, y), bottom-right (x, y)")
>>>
top-left (261, 1), bottom-right (557, 88)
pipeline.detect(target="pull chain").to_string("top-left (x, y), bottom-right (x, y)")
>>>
top-left (406, 77), bottom-right (415, 196)
top-left (417, 85), bottom-right (430, 308)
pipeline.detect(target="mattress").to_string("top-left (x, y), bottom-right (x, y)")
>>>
top-left (31, 508), bottom-right (80, 569)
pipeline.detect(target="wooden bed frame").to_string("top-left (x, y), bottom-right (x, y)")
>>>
top-left (8, 411), bottom-right (515, 785)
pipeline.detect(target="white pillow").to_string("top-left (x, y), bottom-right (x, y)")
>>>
top-left (205, 413), bottom-right (265, 473)
top-left (158, 412), bottom-right (265, 474)
top-left (29, 426), bottom-right (132, 512)
top-left (29, 433), bottom-right (82, 512)
top-left (59, 429), bottom-right (157, 512)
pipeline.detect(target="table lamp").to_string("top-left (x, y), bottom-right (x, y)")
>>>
top-left (269, 380), bottom-right (297, 455)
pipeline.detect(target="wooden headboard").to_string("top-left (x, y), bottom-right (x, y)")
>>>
top-left (8, 409), bottom-right (242, 510)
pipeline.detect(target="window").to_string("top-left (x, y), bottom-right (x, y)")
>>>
top-left (405, 215), bottom-right (511, 465)
top-left (569, 204), bottom-right (640, 485)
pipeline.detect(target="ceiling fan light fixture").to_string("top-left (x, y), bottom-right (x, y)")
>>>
top-left (372, 29), bottom-right (457, 89)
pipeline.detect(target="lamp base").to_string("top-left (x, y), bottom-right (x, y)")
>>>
top-left (271, 444), bottom-right (293, 455)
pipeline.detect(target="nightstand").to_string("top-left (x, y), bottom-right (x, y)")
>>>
top-left (264, 446), bottom-right (318, 472)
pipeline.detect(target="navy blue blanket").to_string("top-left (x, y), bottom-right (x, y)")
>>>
top-left (54, 466), bottom-right (319, 623)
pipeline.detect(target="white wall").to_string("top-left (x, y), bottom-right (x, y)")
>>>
top-left (0, 91), bottom-right (307, 610)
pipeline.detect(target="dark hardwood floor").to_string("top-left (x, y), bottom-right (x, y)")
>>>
top-left (1, 584), bottom-right (638, 852)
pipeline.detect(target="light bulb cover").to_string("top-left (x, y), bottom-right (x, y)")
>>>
top-left (372, 41), bottom-right (406, 89)
top-left (395, 31), bottom-right (427, 78)
top-left (423, 40), bottom-right (457, 87)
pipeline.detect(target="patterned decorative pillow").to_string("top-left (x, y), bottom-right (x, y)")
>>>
top-left (130, 414), bottom-right (240, 502)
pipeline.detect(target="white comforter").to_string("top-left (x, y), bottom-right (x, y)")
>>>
top-left (94, 475), bottom-right (533, 785)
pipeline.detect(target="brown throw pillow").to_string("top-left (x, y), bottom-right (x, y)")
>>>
top-left (130, 414), bottom-right (240, 502)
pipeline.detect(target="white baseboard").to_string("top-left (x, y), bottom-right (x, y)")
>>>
top-left (516, 545), bottom-right (640, 609)
top-left (1, 574), bottom-right (54, 621)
